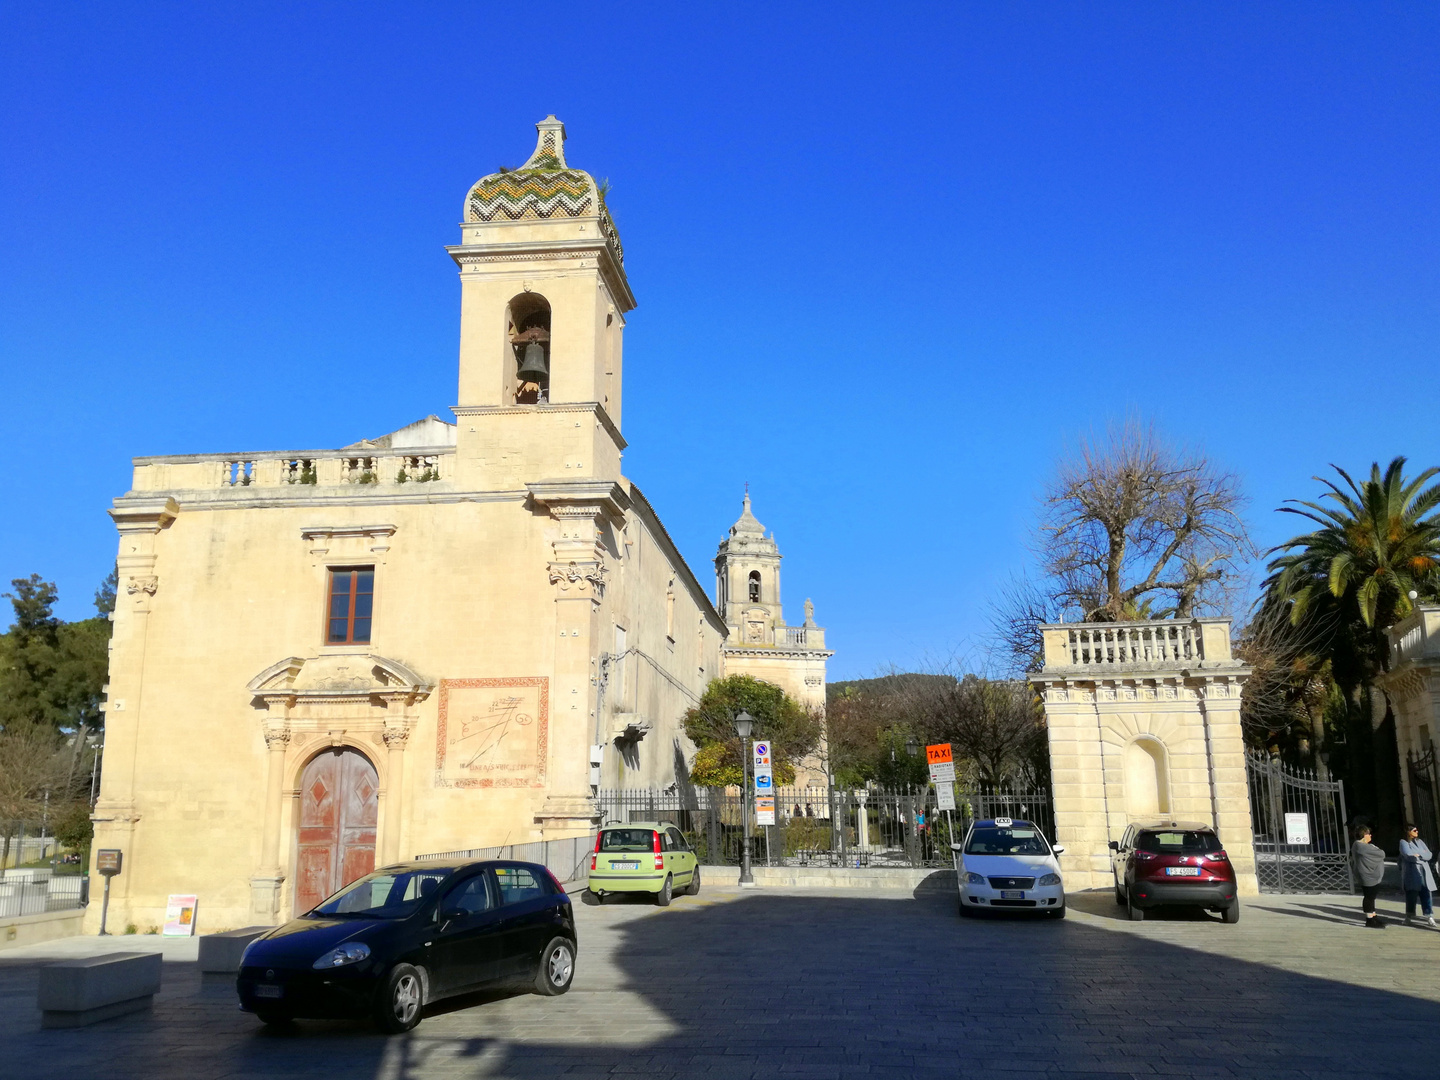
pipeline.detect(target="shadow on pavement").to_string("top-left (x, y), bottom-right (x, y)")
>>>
top-left (9, 889), bottom-right (1440, 1080)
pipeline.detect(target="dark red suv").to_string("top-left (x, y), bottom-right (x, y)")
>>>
top-left (1110, 819), bottom-right (1239, 923)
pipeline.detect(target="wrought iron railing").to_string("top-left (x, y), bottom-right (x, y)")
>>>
top-left (595, 784), bottom-right (1053, 870)
top-left (1246, 751), bottom-right (1353, 894)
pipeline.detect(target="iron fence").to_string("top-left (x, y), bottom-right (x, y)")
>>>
top-left (596, 784), bottom-right (1053, 870)
top-left (0, 870), bottom-right (88, 919)
top-left (1246, 751), bottom-right (1353, 894)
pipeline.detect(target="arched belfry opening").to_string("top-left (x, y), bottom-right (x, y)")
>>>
top-left (748, 571), bottom-right (761, 603)
top-left (507, 292), bottom-right (551, 404)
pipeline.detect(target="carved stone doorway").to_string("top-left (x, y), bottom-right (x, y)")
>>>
top-left (295, 748), bottom-right (378, 915)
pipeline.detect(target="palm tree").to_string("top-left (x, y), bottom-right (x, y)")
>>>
top-left (1265, 457), bottom-right (1440, 683)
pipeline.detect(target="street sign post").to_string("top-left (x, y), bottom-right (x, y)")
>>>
top-left (756, 795), bottom-right (776, 826)
top-left (926, 745), bottom-right (958, 850)
top-left (96, 849), bottom-right (123, 936)
top-left (752, 742), bottom-right (775, 852)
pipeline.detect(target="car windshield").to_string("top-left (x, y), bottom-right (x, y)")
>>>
top-left (311, 868), bottom-right (452, 918)
top-left (1137, 830), bottom-right (1222, 854)
top-left (965, 826), bottom-right (1050, 856)
top-left (599, 829), bottom-right (655, 852)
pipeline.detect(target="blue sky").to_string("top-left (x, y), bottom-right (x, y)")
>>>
top-left (2, 3), bottom-right (1436, 678)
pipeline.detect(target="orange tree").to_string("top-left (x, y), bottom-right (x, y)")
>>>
top-left (682, 675), bottom-right (820, 787)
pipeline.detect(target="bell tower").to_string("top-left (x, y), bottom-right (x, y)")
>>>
top-left (715, 494), bottom-right (785, 646)
top-left (446, 117), bottom-right (636, 488)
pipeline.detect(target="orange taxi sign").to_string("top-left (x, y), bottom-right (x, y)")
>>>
top-left (926, 743), bottom-right (953, 765)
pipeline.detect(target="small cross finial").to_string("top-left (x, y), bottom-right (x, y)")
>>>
top-left (744, 480), bottom-right (749, 495)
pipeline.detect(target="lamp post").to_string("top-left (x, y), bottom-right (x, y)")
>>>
top-left (735, 711), bottom-right (755, 886)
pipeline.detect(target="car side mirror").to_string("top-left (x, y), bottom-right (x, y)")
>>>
top-left (440, 908), bottom-right (467, 927)
top-left (949, 843), bottom-right (964, 853)
top-left (1108, 841), bottom-right (1119, 851)
top-left (1052, 845), bottom-right (1065, 855)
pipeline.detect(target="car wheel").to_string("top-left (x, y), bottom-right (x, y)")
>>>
top-left (373, 963), bottom-right (425, 1033)
top-left (1126, 888), bottom-right (1145, 922)
top-left (255, 1010), bottom-right (293, 1028)
top-left (686, 866), bottom-right (701, 896)
top-left (1114, 875), bottom-right (1125, 906)
top-left (1051, 903), bottom-right (1066, 920)
top-left (1221, 902), bottom-right (1241, 924)
top-left (534, 936), bottom-right (576, 996)
top-left (656, 875), bottom-right (673, 907)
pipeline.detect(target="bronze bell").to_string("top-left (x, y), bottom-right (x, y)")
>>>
top-left (516, 341), bottom-right (549, 381)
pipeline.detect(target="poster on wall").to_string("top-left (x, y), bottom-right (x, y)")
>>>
top-left (435, 678), bottom-right (549, 788)
top-left (163, 894), bottom-right (198, 936)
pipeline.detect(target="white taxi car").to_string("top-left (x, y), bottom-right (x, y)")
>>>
top-left (953, 817), bottom-right (1065, 919)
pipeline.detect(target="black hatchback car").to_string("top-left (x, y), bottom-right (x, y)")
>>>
top-left (237, 859), bottom-right (576, 1031)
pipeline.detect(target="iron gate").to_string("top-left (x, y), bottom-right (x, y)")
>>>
top-left (1246, 751), bottom-right (1352, 893)
top-left (1407, 745), bottom-right (1440, 855)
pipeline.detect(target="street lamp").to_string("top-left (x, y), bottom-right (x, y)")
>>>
top-left (905, 738), bottom-right (919, 759)
top-left (735, 711), bottom-right (755, 886)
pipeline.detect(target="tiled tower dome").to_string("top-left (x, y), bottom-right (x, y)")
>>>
top-left (463, 115), bottom-right (623, 265)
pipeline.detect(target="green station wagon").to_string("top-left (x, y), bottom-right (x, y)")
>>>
top-left (587, 822), bottom-right (700, 905)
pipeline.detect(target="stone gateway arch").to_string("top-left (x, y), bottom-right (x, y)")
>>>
top-left (1030, 617), bottom-right (1259, 895)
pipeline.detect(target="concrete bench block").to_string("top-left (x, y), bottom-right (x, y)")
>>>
top-left (38, 951), bottom-right (162, 1028)
top-left (198, 926), bottom-right (271, 974)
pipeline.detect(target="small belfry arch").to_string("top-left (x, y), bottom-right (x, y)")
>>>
top-left (748, 570), bottom-right (762, 603)
top-left (506, 291), bottom-right (551, 404)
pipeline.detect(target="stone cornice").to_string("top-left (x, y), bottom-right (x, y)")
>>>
top-left (722, 645), bottom-right (834, 660)
top-left (452, 400), bottom-right (626, 452)
top-left (446, 236), bottom-right (635, 313)
top-left (112, 489), bottom-right (526, 513)
top-left (526, 478), bottom-right (632, 520)
top-left (108, 496), bottom-right (179, 533)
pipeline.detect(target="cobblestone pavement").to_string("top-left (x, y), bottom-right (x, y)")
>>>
top-left (3, 883), bottom-right (1440, 1079)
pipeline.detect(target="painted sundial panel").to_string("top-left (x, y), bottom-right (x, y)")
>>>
top-left (435, 678), bottom-right (549, 788)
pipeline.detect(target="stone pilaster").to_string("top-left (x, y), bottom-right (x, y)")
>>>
top-left (85, 497), bottom-right (178, 934)
top-left (527, 480), bottom-right (629, 838)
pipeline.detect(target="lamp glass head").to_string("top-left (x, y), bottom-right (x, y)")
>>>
top-left (734, 711), bottom-right (754, 739)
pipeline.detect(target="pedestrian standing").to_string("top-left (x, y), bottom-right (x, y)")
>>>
top-left (1350, 823), bottom-right (1387, 929)
top-left (1398, 824), bottom-right (1437, 928)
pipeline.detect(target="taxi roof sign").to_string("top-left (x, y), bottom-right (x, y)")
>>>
top-left (993, 817), bottom-right (1013, 827)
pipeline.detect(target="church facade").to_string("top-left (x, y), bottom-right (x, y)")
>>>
top-left (88, 118), bottom-right (830, 933)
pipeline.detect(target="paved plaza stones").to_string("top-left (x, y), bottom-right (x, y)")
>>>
top-left (2, 883), bottom-right (1440, 1079)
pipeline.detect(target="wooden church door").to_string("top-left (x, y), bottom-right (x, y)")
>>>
top-left (295, 749), bottom-right (379, 914)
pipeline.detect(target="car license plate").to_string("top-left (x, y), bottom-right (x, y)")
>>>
top-left (1000, 890), bottom-right (1024, 899)
top-left (1165, 866), bottom-right (1201, 877)
top-left (254, 984), bottom-right (283, 999)
top-left (612, 862), bottom-right (639, 870)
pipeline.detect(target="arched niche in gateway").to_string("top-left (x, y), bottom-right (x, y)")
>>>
top-left (1124, 736), bottom-right (1171, 818)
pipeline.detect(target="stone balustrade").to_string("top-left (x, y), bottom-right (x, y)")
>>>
top-left (1390, 607), bottom-right (1440, 668)
top-left (776, 626), bottom-right (826, 649)
top-left (1040, 617), bottom-right (1234, 670)
top-left (130, 449), bottom-right (455, 494)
